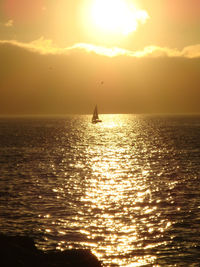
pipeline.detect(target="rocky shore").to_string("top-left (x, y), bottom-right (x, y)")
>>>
top-left (0, 234), bottom-right (102, 267)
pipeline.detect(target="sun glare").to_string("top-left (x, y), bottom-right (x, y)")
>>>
top-left (90, 0), bottom-right (149, 36)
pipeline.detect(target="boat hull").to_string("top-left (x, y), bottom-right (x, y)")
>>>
top-left (92, 119), bottom-right (102, 124)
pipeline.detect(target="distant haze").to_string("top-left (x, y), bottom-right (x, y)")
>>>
top-left (0, 42), bottom-right (200, 115)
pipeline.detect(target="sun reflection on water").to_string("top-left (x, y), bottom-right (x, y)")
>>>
top-left (75, 115), bottom-right (161, 265)
top-left (36, 115), bottom-right (175, 266)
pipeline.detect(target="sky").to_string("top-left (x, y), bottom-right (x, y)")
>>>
top-left (1, 0), bottom-right (200, 114)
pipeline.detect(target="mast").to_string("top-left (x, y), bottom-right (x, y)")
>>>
top-left (95, 105), bottom-right (99, 119)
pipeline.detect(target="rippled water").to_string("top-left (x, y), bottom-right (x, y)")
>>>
top-left (1, 115), bottom-right (200, 266)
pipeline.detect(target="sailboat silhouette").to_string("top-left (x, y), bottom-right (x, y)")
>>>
top-left (92, 105), bottom-right (102, 123)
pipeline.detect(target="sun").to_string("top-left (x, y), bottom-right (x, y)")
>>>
top-left (80, 0), bottom-right (149, 46)
top-left (90, 0), bottom-right (149, 36)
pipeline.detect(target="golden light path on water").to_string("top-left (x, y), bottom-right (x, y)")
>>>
top-left (82, 116), bottom-right (165, 266)
top-left (38, 115), bottom-right (174, 266)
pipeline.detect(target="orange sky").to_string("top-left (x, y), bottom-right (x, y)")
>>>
top-left (0, 0), bottom-right (200, 114)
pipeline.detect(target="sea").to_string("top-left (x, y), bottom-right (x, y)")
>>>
top-left (0, 114), bottom-right (200, 266)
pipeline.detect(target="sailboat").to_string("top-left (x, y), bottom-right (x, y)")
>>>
top-left (92, 105), bottom-right (102, 123)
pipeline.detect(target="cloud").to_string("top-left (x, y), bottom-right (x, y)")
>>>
top-left (0, 38), bottom-right (60, 54)
top-left (181, 45), bottom-right (200, 58)
top-left (70, 43), bottom-right (131, 57)
top-left (4, 19), bottom-right (14, 27)
top-left (0, 19), bottom-right (14, 27)
top-left (72, 44), bottom-right (200, 58)
top-left (1, 38), bottom-right (200, 59)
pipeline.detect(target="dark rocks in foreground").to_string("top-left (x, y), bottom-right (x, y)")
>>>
top-left (0, 234), bottom-right (102, 267)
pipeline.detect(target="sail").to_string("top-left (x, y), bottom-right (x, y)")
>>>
top-left (92, 105), bottom-right (101, 123)
top-left (92, 105), bottom-right (99, 120)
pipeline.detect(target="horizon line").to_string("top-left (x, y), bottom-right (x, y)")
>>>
top-left (1, 112), bottom-right (200, 118)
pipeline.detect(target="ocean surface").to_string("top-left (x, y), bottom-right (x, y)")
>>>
top-left (0, 114), bottom-right (200, 266)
